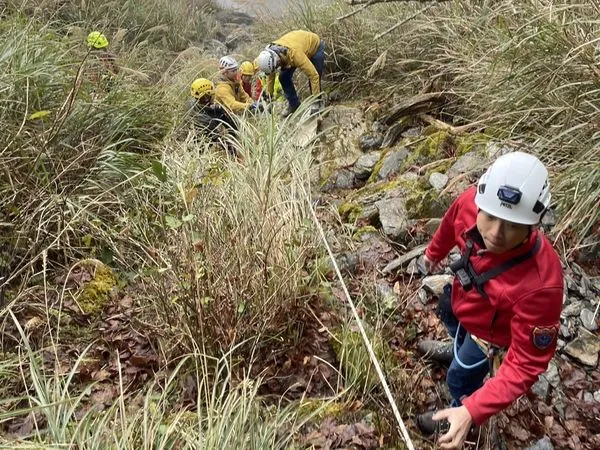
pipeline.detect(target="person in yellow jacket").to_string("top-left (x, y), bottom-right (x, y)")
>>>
top-left (256, 30), bottom-right (325, 117)
top-left (272, 73), bottom-right (283, 100)
top-left (214, 56), bottom-right (260, 114)
top-left (254, 60), bottom-right (284, 102)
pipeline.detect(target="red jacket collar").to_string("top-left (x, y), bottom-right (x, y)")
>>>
top-left (463, 224), bottom-right (539, 263)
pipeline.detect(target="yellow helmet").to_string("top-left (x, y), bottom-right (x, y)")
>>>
top-left (191, 78), bottom-right (214, 99)
top-left (240, 60), bottom-right (255, 76)
top-left (87, 31), bottom-right (109, 49)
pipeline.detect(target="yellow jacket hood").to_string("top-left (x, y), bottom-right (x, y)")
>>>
top-left (214, 74), bottom-right (253, 113)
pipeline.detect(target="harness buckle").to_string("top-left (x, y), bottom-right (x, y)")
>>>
top-left (455, 268), bottom-right (473, 291)
top-left (450, 240), bottom-right (474, 291)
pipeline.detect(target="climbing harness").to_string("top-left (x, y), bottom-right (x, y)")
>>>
top-left (452, 323), bottom-right (488, 369)
top-left (449, 235), bottom-right (542, 370)
top-left (449, 236), bottom-right (541, 299)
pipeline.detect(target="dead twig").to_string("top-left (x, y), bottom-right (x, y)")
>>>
top-left (440, 167), bottom-right (484, 196)
top-left (336, 0), bottom-right (374, 21)
top-left (374, 5), bottom-right (433, 40)
top-left (46, 53), bottom-right (89, 146)
top-left (418, 114), bottom-right (485, 135)
top-left (415, 157), bottom-right (455, 175)
top-left (381, 92), bottom-right (453, 126)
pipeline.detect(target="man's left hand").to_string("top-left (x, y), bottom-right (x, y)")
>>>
top-left (433, 406), bottom-right (472, 449)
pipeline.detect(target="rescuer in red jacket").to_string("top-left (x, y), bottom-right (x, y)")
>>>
top-left (416, 151), bottom-right (563, 449)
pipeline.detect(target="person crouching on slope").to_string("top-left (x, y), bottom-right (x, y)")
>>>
top-left (240, 60), bottom-right (263, 101)
top-left (187, 78), bottom-right (236, 150)
top-left (214, 56), bottom-right (261, 114)
top-left (254, 58), bottom-right (284, 102)
top-left (255, 30), bottom-right (325, 117)
top-left (415, 151), bottom-right (563, 449)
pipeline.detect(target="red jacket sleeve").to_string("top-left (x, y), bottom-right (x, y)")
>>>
top-left (425, 191), bottom-right (464, 263)
top-left (254, 78), bottom-right (263, 100)
top-left (462, 286), bottom-right (562, 424)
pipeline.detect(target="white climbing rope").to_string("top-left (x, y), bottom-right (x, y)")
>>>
top-left (302, 185), bottom-right (416, 450)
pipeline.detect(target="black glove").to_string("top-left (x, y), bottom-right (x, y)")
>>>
top-left (250, 102), bottom-right (264, 113)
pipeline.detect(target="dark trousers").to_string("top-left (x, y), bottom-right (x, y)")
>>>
top-left (438, 285), bottom-right (489, 406)
top-left (279, 40), bottom-right (325, 109)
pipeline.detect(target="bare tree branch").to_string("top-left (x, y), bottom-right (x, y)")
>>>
top-left (336, 1), bottom-right (374, 21)
top-left (339, 0), bottom-right (451, 22)
top-left (419, 113), bottom-right (485, 135)
top-left (373, 4), bottom-right (433, 40)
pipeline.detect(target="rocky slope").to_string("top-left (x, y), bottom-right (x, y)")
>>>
top-left (310, 103), bottom-right (600, 449)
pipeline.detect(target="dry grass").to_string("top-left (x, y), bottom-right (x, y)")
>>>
top-left (143, 107), bottom-right (320, 355)
top-left (0, 18), bottom-right (327, 433)
top-left (0, 310), bottom-right (315, 449)
top-left (265, 0), bottom-right (600, 245)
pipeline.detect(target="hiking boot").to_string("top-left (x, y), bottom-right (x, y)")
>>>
top-left (416, 410), bottom-right (450, 436)
top-left (417, 339), bottom-right (454, 367)
top-left (280, 104), bottom-right (298, 118)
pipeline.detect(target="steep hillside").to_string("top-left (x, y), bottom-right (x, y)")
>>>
top-left (0, 1), bottom-right (598, 449)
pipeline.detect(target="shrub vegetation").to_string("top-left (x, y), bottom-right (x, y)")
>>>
top-left (1, 0), bottom-right (598, 448)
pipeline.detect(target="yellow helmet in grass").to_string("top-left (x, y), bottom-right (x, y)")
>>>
top-left (87, 31), bottom-right (109, 49)
top-left (191, 78), bottom-right (214, 99)
top-left (240, 60), bottom-right (255, 76)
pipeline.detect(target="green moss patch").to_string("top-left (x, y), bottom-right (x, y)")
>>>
top-left (366, 149), bottom-right (390, 184)
top-left (352, 225), bottom-right (378, 241)
top-left (400, 130), bottom-right (453, 172)
top-left (338, 202), bottom-right (363, 223)
top-left (456, 132), bottom-right (491, 157)
top-left (401, 130), bottom-right (491, 174)
top-left (77, 261), bottom-right (117, 317)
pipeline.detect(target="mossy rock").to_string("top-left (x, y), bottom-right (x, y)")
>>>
top-left (338, 202), bottom-right (363, 223)
top-left (401, 131), bottom-right (491, 174)
top-left (455, 132), bottom-right (491, 157)
top-left (398, 177), bottom-right (451, 219)
top-left (340, 178), bottom-right (405, 224)
top-left (400, 130), bottom-right (453, 172)
top-left (298, 399), bottom-right (362, 422)
top-left (352, 225), bottom-right (378, 241)
top-left (425, 159), bottom-right (454, 175)
top-left (351, 179), bottom-right (402, 202)
top-left (366, 149), bottom-right (390, 184)
top-left (77, 260), bottom-right (117, 317)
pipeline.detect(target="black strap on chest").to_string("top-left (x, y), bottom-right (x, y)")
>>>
top-left (450, 236), bottom-right (541, 299)
top-left (267, 43), bottom-right (288, 56)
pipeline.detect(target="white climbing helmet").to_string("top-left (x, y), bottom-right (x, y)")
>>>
top-left (475, 151), bottom-right (551, 225)
top-left (256, 49), bottom-right (280, 74)
top-left (219, 55), bottom-right (239, 71)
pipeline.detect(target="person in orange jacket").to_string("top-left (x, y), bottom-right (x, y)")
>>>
top-left (255, 30), bottom-right (325, 117)
top-left (214, 56), bottom-right (260, 114)
top-left (415, 151), bottom-right (563, 449)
